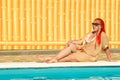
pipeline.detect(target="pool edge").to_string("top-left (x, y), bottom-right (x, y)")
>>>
top-left (0, 61), bottom-right (120, 69)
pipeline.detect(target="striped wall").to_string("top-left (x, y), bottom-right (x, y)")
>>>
top-left (0, 0), bottom-right (120, 50)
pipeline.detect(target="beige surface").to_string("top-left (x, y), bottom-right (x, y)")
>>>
top-left (0, 53), bottom-right (120, 62)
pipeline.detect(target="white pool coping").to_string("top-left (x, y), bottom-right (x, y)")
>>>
top-left (0, 61), bottom-right (120, 69)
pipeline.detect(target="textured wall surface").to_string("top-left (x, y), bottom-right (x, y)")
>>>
top-left (0, 0), bottom-right (120, 50)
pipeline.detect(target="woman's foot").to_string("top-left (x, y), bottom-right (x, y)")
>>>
top-left (37, 55), bottom-right (51, 62)
top-left (47, 58), bottom-right (58, 63)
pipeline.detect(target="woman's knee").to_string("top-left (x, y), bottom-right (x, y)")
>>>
top-left (69, 43), bottom-right (77, 51)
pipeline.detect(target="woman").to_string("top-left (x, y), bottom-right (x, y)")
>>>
top-left (40, 18), bottom-right (113, 62)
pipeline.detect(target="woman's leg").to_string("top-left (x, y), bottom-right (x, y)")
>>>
top-left (58, 52), bottom-right (96, 62)
top-left (48, 43), bottom-right (77, 63)
top-left (58, 53), bottom-right (78, 62)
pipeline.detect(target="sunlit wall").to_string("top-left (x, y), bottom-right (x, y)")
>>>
top-left (0, 0), bottom-right (120, 50)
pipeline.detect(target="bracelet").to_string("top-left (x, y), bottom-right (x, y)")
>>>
top-left (104, 47), bottom-right (109, 51)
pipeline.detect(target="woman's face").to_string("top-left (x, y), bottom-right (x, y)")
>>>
top-left (92, 20), bottom-right (101, 32)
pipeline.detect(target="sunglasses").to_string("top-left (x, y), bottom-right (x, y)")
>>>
top-left (92, 23), bottom-right (100, 26)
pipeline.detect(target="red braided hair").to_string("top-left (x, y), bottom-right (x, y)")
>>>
top-left (94, 18), bottom-right (106, 45)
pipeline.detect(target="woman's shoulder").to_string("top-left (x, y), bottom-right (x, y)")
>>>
top-left (101, 32), bottom-right (107, 36)
top-left (101, 31), bottom-right (106, 34)
top-left (101, 32), bottom-right (109, 40)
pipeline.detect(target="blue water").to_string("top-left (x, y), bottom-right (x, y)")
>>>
top-left (0, 66), bottom-right (120, 80)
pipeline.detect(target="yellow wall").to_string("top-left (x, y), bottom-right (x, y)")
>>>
top-left (0, 0), bottom-right (120, 50)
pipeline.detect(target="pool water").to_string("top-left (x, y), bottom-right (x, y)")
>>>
top-left (0, 66), bottom-right (120, 80)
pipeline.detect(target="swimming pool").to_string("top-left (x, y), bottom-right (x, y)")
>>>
top-left (0, 62), bottom-right (120, 80)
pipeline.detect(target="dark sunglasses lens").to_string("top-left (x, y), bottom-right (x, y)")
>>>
top-left (92, 23), bottom-right (100, 26)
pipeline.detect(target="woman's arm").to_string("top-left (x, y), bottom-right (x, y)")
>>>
top-left (66, 40), bottom-right (83, 47)
top-left (104, 47), bottom-right (113, 61)
top-left (71, 40), bottom-right (84, 44)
